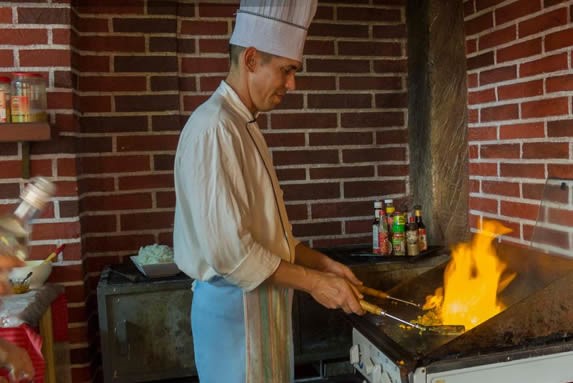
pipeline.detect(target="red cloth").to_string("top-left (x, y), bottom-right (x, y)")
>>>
top-left (0, 324), bottom-right (45, 383)
top-left (50, 293), bottom-right (68, 342)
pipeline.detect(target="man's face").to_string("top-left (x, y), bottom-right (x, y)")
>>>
top-left (249, 53), bottom-right (301, 112)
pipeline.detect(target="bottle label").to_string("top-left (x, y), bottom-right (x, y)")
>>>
top-left (406, 230), bottom-right (419, 256)
top-left (392, 233), bottom-right (405, 256)
top-left (379, 231), bottom-right (391, 255)
top-left (11, 95), bottom-right (29, 122)
top-left (406, 230), bottom-right (418, 244)
top-left (0, 92), bottom-right (7, 123)
top-left (372, 224), bottom-right (380, 254)
top-left (418, 229), bottom-right (428, 252)
top-left (392, 215), bottom-right (406, 233)
top-left (12, 96), bottom-right (29, 122)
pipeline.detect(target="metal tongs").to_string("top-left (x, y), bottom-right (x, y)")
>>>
top-left (356, 285), bottom-right (465, 335)
top-left (359, 300), bottom-right (465, 335)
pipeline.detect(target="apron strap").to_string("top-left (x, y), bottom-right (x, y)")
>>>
top-left (243, 121), bottom-right (295, 382)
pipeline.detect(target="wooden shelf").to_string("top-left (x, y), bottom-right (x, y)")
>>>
top-left (0, 122), bottom-right (51, 142)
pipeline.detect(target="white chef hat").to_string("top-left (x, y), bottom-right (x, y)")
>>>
top-left (230, 0), bottom-right (318, 63)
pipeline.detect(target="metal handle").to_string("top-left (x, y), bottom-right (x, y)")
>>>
top-left (357, 285), bottom-right (420, 308)
top-left (359, 299), bottom-right (424, 330)
top-left (357, 285), bottom-right (389, 299)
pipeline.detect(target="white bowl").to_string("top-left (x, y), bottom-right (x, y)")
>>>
top-left (9, 260), bottom-right (53, 289)
top-left (130, 256), bottom-right (180, 278)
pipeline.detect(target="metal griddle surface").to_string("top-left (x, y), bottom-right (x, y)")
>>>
top-left (350, 242), bottom-right (573, 369)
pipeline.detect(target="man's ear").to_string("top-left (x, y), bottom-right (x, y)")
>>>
top-left (243, 47), bottom-right (258, 72)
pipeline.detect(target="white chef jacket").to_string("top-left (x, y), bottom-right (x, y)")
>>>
top-left (173, 81), bottom-right (298, 292)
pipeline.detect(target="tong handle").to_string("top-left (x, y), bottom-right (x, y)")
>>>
top-left (357, 285), bottom-right (389, 299)
top-left (359, 299), bottom-right (383, 315)
top-left (357, 285), bottom-right (421, 308)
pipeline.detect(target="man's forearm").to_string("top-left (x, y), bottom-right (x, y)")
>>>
top-left (293, 242), bottom-right (334, 271)
top-left (266, 257), bottom-right (365, 315)
top-left (266, 259), bottom-right (319, 293)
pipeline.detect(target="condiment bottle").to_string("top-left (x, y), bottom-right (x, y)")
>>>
top-left (372, 201), bottom-right (382, 254)
top-left (406, 216), bottom-right (419, 256)
top-left (384, 199), bottom-right (395, 237)
top-left (414, 205), bottom-right (428, 252)
top-left (0, 76), bottom-right (10, 123)
top-left (378, 208), bottom-right (391, 256)
top-left (391, 210), bottom-right (406, 256)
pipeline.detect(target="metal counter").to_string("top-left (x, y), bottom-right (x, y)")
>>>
top-left (97, 263), bottom-right (195, 383)
top-left (97, 247), bottom-right (448, 382)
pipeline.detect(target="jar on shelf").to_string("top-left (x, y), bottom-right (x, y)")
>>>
top-left (0, 76), bottom-right (10, 123)
top-left (10, 72), bottom-right (47, 123)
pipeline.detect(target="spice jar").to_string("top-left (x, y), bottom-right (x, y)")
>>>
top-left (0, 76), bottom-right (10, 123)
top-left (11, 72), bottom-right (47, 123)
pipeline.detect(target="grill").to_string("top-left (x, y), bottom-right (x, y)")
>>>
top-left (349, 178), bottom-right (573, 383)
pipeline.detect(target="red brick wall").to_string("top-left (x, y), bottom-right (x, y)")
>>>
top-left (2, 0), bottom-right (408, 381)
top-left (0, 1), bottom-right (89, 381)
top-left (465, 0), bottom-right (573, 244)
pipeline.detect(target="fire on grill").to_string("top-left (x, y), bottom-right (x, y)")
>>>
top-left (349, 178), bottom-right (573, 383)
top-left (414, 219), bottom-right (516, 332)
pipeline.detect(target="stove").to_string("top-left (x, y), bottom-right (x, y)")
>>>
top-left (349, 178), bottom-right (573, 383)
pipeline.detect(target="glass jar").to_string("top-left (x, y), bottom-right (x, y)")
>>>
top-left (10, 72), bottom-right (47, 123)
top-left (0, 76), bottom-right (10, 123)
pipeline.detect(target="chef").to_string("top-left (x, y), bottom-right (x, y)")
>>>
top-left (173, 0), bottom-right (364, 381)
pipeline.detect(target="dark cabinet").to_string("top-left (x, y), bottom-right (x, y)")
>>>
top-left (97, 267), bottom-right (196, 383)
top-left (293, 291), bottom-right (352, 364)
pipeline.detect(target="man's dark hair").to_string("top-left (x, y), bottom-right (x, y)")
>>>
top-left (229, 44), bottom-right (245, 66)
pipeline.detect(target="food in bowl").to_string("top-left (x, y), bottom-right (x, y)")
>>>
top-left (9, 260), bottom-right (52, 289)
top-left (11, 279), bottom-right (30, 294)
top-left (131, 244), bottom-right (179, 278)
top-left (134, 244), bottom-right (174, 264)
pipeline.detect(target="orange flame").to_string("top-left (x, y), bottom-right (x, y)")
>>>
top-left (421, 220), bottom-right (516, 331)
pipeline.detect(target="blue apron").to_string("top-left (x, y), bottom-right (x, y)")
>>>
top-left (191, 277), bottom-right (294, 382)
top-left (192, 278), bottom-right (246, 383)
top-left (191, 119), bottom-right (295, 382)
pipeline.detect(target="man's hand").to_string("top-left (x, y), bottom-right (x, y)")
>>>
top-left (308, 272), bottom-right (364, 315)
top-left (268, 256), bottom-right (365, 315)
top-left (0, 338), bottom-right (34, 383)
top-left (322, 259), bottom-right (362, 286)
